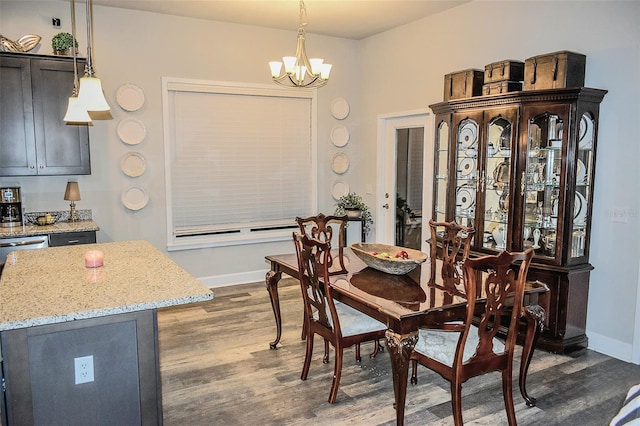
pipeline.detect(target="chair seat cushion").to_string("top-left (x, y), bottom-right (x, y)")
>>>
top-left (413, 325), bottom-right (505, 366)
top-left (314, 301), bottom-right (387, 337)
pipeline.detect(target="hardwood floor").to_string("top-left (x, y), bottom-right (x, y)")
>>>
top-left (158, 278), bottom-right (639, 425)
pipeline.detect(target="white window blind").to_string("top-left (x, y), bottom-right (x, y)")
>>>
top-left (163, 78), bottom-right (316, 249)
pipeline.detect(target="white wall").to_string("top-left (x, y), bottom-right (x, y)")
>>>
top-left (0, 0), bottom-right (360, 285)
top-left (358, 0), bottom-right (640, 362)
top-left (2, 0), bottom-right (639, 362)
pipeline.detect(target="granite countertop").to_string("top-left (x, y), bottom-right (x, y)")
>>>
top-left (0, 240), bottom-right (213, 331)
top-left (0, 219), bottom-right (100, 238)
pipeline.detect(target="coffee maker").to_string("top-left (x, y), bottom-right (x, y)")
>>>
top-left (1, 187), bottom-right (22, 227)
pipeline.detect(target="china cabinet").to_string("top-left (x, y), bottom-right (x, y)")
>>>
top-left (430, 87), bottom-right (607, 352)
top-left (0, 52), bottom-right (90, 176)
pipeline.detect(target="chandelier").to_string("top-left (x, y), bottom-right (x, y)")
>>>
top-left (269, 0), bottom-right (332, 88)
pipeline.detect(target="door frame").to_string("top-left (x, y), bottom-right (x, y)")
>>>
top-left (375, 110), bottom-right (433, 251)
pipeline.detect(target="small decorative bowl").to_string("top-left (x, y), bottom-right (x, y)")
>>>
top-left (30, 213), bottom-right (61, 226)
top-left (350, 243), bottom-right (428, 275)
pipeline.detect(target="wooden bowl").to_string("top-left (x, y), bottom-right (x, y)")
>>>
top-left (350, 243), bottom-right (427, 275)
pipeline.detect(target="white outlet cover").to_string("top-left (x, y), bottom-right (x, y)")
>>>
top-left (74, 355), bottom-right (95, 385)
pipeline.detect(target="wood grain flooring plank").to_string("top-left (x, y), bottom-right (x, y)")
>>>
top-left (158, 279), bottom-right (640, 425)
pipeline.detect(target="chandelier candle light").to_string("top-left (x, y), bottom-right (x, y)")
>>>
top-left (269, 0), bottom-right (332, 88)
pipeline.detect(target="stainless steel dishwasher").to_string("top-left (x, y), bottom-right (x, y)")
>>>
top-left (0, 235), bottom-right (49, 273)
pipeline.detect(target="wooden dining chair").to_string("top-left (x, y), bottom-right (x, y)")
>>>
top-left (292, 232), bottom-right (387, 403)
top-left (427, 219), bottom-right (475, 297)
top-left (410, 248), bottom-right (535, 426)
top-left (296, 214), bottom-right (383, 359)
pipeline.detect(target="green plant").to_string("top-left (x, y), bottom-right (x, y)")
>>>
top-left (51, 32), bottom-right (78, 52)
top-left (334, 192), bottom-right (373, 235)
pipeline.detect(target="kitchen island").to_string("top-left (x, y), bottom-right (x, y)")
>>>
top-left (0, 240), bottom-right (213, 426)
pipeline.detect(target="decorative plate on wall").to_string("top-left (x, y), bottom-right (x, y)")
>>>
top-left (331, 180), bottom-right (349, 200)
top-left (330, 125), bottom-right (350, 147)
top-left (331, 152), bottom-right (350, 174)
top-left (116, 83), bottom-right (145, 112)
top-left (331, 97), bottom-right (350, 120)
top-left (121, 186), bottom-right (149, 211)
top-left (117, 118), bottom-right (146, 145)
top-left (120, 152), bottom-right (147, 177)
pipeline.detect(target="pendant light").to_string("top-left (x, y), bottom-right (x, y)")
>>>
top-left (63, 0), bottom-right (92, 124)
top-left (77, 0), bottom-right (110, 112)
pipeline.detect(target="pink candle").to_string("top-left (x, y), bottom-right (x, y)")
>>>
top-left (84, 250), bottom-right (104, 268)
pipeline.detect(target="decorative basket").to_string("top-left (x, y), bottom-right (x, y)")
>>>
top-left (350, 243), bottom-right (427, 275)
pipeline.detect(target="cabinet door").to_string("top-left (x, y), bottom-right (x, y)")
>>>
top-left (0, 56), bottom-right (38, 175)
top-left (31, 59), bottom-right (90, 175)
top-left (570, 111), bottom-right (596, 262)
top-left (480, 107), bottom-right (518, 252)
top-left (521, 104), bottom-right (570, 264)
top-left (433, 115), bottom-right (450, 223)
top-left (452, 111), bottom-right (482, 230)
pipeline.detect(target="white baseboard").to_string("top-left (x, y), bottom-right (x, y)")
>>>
top-left (588, 330), bottom-right (637, 364)
top-left (197, 269), bottom-right (295, 289)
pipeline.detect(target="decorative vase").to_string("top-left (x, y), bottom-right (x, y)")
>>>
top-left (344, 208), bottom-right (361, 219)
top-left (53, 49), bottom-right (70, 56)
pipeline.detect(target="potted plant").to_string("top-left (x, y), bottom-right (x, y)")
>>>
top-left (334, 192), bottom-right (373, 235)
top-left (51, 32), bottom-right (77, 55)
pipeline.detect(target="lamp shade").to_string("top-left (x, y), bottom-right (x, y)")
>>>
top-left (64, 181), bottom-right (81, 201)
top-left (78, 76), bottom-right (110, 112)
top-left (63, 96), bottom-right (92, 123)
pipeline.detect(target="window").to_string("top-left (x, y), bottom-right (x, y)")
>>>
top-left (162, 78), bottom-right (317, 250)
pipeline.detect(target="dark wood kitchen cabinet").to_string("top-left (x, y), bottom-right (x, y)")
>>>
top-left (0, 52), bottom-right (90, 176)
top-left (49, 231), bottom-right (97, 247)
top-left (430, 87), bottom-right (607, 353)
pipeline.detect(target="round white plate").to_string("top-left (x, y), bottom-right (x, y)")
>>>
top-left (120, 152), bottom-right (146, 177)
top-left (578, 115), bottom-right (593, 150)
top-left (576, 159), bottom-right (587, 184)
top-left (332, 152), bottom-right (349, 174)
top-left (458, 157), bottom-right (475, 177)
top-left (331, 97), bottom-right (350, 120)
top-left (117, 118), bottom-right (146, 145)
top-left (116, 83), bottom-right (145, 112)
top-left (458, 122), bottom-right (477, 148)
top-left (331, 180), bottom-right (349, 200)
top-left (456, 186), bottom-right (475, 209)
top-left (121, 186), bottom-right (149, 211)
top-left (330, 125), bottom-right (350, 147)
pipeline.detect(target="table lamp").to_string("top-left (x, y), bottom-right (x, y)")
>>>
top-left (64, 181), bottom-right (81, 222)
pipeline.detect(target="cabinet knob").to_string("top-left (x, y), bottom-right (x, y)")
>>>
top-left (30, 164), bottom-right (36, 169)
top-left (382, 203), bottom-right (389, 209)
top-left (39, 164), bottom-right (44, 169)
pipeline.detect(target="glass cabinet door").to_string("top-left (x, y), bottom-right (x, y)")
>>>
top-left (482, 116), bottom-right (513, 250)
top-left (454, 118), bottom-right (479, 228)
top-left (433, 120), bottom-right (449, 223)
top-left (571, 112), bottom-right (594, 259)
top-left (523, 112), bottom-right (563, 259)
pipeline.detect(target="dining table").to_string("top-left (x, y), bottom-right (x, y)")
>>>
top-left (265, 249), bottom-right (549, 425)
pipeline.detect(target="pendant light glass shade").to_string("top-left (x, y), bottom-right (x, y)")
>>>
top-left (76, 0), bottom-right (111, 113)
top-left (63, 95), bottom-right (92, 123)
top-left (64, 0), bottom-right (91, 124)
top-left (78, 76), bottom-right (110, 111)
